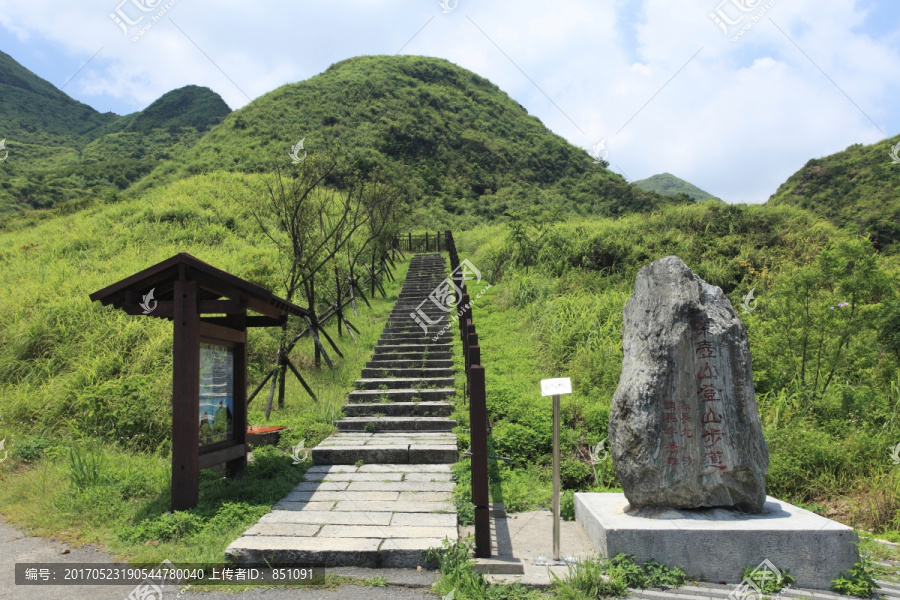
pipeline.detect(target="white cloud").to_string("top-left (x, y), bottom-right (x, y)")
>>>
top-left (0, 0), bottom-right (898, 203)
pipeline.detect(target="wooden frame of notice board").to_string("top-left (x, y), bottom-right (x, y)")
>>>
top-left (90, 253), bottom-right (312, 511)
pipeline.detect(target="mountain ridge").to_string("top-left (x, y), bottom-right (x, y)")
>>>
top-left (0, 50), bottom-right (231, 213)
top-left (132, 54), bottom-right (685, 226)
top-left (768, 134), bottom-right (900, 249)
top-left (633, 172), bottom-right (720, 202)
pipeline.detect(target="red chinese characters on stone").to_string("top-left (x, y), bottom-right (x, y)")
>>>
top-left (692, 316), bottom-right (729, 472)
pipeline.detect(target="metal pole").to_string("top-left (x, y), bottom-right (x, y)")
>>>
top-left (552, 393), bottom-right (561, 561)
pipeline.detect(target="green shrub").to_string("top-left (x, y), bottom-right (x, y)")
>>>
top-left (9, 434), bottom-right (56, 464)
top-left (561, 458), bottom-right (593, 490)
top-left (492, 422), bottom-right (545, 466)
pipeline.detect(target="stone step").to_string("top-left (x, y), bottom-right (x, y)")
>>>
top-left (381, 328), bottom-right (452, 336)
top-left (342, 401), bottom-right (453, 417)
top-left (380, 328), bottom-right (447, 336)
top-left (347, 388), bottom-right (456, 403)
top-left (224, 464), bottom-right (456, 569)
top-left (371, 351), bottom-right (452, 361)
top-left (353, 377), bottom-right (455, 390)
top-left (362, 367), bottom-right (454, 378)
top-left (228, 255), bottom-right (461, 570)
top-left (312, 432), bottom-right (458, 465)
top-left (378, 334), bottom-right (452, 343)
top-left (336, 417), bottom-right (457, 432)
top-left (385, 316), bottom-right (443, 321)
top-left (375, 343), bottom-right (452, 351)
top-left (366, 359), bottom-right (454, 369)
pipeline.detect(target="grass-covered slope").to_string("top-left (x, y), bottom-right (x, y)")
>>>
top-left (455, 203), bottom-right (900, 547)
top-left (0, 50), bottom-right (118, 148)
top-left (138, 55), bottom-right (680, 226)
top-left (768, 134), bottom-right (900, 251)
top-left (0, 174), bottom-right (406, 559)
top-left (633, 172), bottom-right (720, 202)
top-left (0, 51), bottom-right (231, 214)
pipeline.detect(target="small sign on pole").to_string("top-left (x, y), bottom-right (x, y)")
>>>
top-left (541, 377), bottom-right (572, 562)
top-left (541, 378), bottom-right (572, 397)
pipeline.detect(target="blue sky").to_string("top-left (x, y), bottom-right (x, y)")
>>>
top-left (1, 0), bottom-right (899, 203)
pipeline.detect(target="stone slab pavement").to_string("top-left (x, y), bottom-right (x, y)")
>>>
top-left (0, 518), bottom-right (439, 599)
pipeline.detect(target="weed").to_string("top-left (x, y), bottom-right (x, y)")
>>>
top-left (832, 553), bottom-right (879, 597)
top-left (552, 555), bottom-right (627, 599)
top-left (561, 489), bottom-right (575, 521)
top-left (426, 537), bottom-right (541, 599)
top-left (741, 563), bottom-right (794, 594)
top-left (355, 459), bottom-right (364, 467)
top-left (364, 423), bottom-right (377, 433)
top-left (641, 559), bottom-right (689, 588)
top-left (363, 575), bottom-right (387, 587)
top-left (67, 441), bottom-right (106, 490)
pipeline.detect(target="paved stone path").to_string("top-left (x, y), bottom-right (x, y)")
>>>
top-left (629, 579), bottom-right (900, 600)
top-left (226, 254), bottom-right (459, 569)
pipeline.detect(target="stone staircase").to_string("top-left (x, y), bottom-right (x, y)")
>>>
top-left (225, 254), bottom-right (460, 568)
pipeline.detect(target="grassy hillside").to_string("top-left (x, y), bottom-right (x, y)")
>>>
top-left (768, 134), bottom-right (900, 251)
top-left (455, 203), bottom-right (900, 549)
top-left (0, 171), bottom-right (411, 561)
top-left (0, 51), bottom-right (231, 214)
top-left (2, 47), bottom-right (899, 584)
top-left (0, 50), bottom-right (118, 148)
top-left (633, 172), bottom-right (720, 202)
top-left (136, 55), bottom-right (683, 228)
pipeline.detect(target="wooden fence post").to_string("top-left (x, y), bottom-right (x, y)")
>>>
top-left (469, 362), bottom-right (490, 558)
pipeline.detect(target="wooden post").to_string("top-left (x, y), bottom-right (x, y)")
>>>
top-left (172, 279), bottom-right (200, 511)
top-left (408, 232), bottom-right (412, 252)
top-left (469, 362), bottom-right (490, 558)
top-left (465, 318), bottom-right (474, 373)
top-left (226, 311), bottom-right (247, 479)
top-left (425, 232), bottom-right (429, 252)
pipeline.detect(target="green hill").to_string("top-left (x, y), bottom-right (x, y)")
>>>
top-left (0, 51), bottom-right (231, 214)
top-left (136, 55), bottom-right (683, 227)
top-left (120, 85), bottom-right (231, 134)
top-left (0, 50), bottom-right (118, 148)
top-left (768, 134), bottom-right (900, 250)
top-left (632, 172), bottom-right (720, 202)
top-left (1, 52), bottom-right (900, 571)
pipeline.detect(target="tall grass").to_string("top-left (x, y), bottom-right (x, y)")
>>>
top-left (456, 209), bottom-right (900, 537)
top-left (0, 171), bottom-right (408, 561)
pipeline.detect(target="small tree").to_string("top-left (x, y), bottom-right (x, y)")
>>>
top-left (250, 156), bottom-right (399, 418)
top-left (761, 237), bottom-right (892, 402)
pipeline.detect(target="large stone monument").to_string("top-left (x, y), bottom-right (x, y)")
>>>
top-left (574, 256), bottom-right (859, 590)
top-left (607, 255), bottom-right (768, 512)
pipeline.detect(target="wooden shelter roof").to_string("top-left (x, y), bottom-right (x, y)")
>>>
top-left (89, 252), bottom-right (311, 322)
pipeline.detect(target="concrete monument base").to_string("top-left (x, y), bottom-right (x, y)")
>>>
top-left (574, 493), bottom-right (857, 590)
